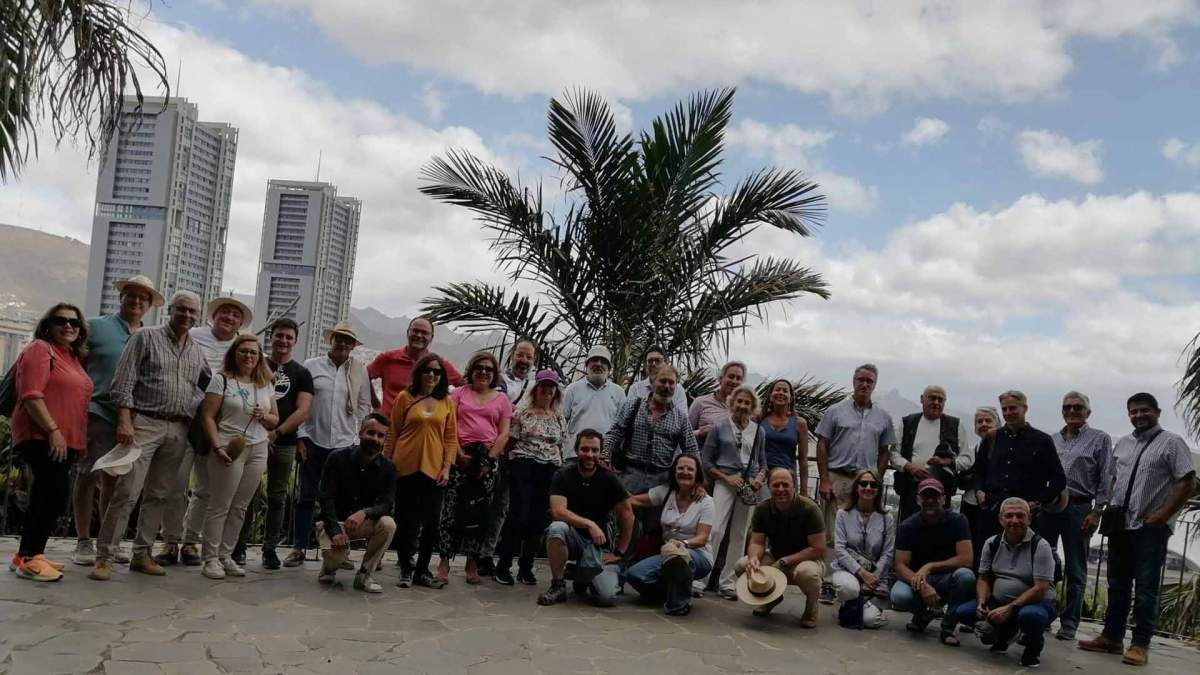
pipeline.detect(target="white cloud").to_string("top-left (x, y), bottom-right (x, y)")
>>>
top-left (261, 0), bottom-right (1199, 113)
top-left (725, 119), bottom-right (878, 214)
top-left (1162, 137), bottom-right (1200, 167)
top-left (1016, 130), bottom-right (1104, 184)
top-left (901, 117), bottom-right (950, 146)
top-left (420, 84), bottom-right (446, 122)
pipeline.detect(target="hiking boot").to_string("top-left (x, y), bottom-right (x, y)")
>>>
top-left (283, 549), bottom-right (306, 567)
top-left (262, 549), bottom-right (281, 570)
top-left (537, 580), bottom-right (568, 606)
top-left (220, 557), bottom-right (246, 577)
top-left (89, 559), bottom-right (113, 581)
top-left (354, 571), bottom-right (382, 594)
top-left (517, 568), bottom-right (538, 586)
top-left (153, 543), bottom-right (180, 567)
top-left (1122, 645), bottom-right (1149, 666)
top-left (202, 559), bottom-right (226, 580)
top-left (11, 554), bottom-right (62, 582)
top-left (180, 544), bottom-right (201, 566)
top-left (130, 552), bottom-right (166, 576)
top-left (73, 539), bottom-right (96, 566)
top-left (493, 569), bottom-right (515, 586)
top-left (819, 581), bottom-right (837, 605)
top-left (1078, 635), bottom-right (1124, 654)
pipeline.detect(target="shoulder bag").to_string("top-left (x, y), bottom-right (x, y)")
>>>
top-left (1099, 429), bottom-right (1163, 537)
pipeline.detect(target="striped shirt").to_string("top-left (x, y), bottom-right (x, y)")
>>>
top-left (110, 323), bottom-right (208, 419)
top-left (1052, 424), bottom-right (1114, 505)
top-left (603, 396), bottom-right (699, 470)
top-left (814, 397), bottom-right (897, 472)
top-left (1109, 424), bottom-right (1195, 531)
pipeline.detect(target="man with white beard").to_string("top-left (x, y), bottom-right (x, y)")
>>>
top-left (562, 346), bottom-right (627, 462)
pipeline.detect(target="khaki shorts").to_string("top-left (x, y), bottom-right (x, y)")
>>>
top-left (75, 414), bottom-right (117, 476)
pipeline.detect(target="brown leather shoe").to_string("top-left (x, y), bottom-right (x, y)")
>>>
top-left (130, 552), bottom-right (166, 576)
top-left (1078, 635), bottom-right (1124, 654)
top-left (1122, 645), bottom-right (1149, 666)
top-left (88, 559), bottom-right (112, 581)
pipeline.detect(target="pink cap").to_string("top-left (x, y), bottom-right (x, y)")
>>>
top-left (917, 477), bottom-right (945, 495)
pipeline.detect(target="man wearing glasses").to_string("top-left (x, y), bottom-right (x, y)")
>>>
top-left (367, 316), bottom-right (464, 414)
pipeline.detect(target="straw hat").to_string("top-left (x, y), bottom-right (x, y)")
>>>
top-left (205, 295), bottom-right (253, 325)
top-left (92, 443), bottom-right (142, 477)
top-left (112, 275), bottom-right (164, 308)
top-left (322, 321), bottom-right (361, 345)
top-left (736, 564), bottom-right (788, 606)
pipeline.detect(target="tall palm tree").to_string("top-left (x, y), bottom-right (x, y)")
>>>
top-left (0, 1), bottom-right (169, 180)
top-left (418, 87), bottom-right (830, 393)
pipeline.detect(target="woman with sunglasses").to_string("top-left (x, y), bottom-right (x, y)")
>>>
top-left (436, 351), bottom-right (513, 585)
top-left (831, 468), bottom-right (895, 625)
top-left (7, 303), bottom-right (93, 582)
top-left (385, 352), bottom-right (457, 589)
top-left (198, 334), bottom-right (279, 580)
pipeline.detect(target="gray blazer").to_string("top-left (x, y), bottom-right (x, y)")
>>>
top-left (702, 416), bottom-right (766, 478)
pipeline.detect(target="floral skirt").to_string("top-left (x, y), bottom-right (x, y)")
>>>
top-left (437, 464), bottom-right (497, 559)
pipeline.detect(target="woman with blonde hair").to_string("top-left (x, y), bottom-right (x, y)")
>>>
top-left (198, 333), bottom-right (278, 579)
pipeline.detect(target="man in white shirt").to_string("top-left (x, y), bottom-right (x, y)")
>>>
top-left (562, 346), bottom-right (626, 460)
top-left (890, 385), bottom-right (973, 521)
top-left (625, 346), bottom-right (687, 415)
top-left (284, 322), bottom-right (372, 567)
top-left (156, 296), bottom-right (250, 567)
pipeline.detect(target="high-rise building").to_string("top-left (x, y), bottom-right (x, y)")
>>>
top-left (252, 180), bottom-right (362, 360)
top-left (84, 96), bottom-right (238, 321)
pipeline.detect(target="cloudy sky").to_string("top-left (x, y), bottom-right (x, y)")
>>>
top-left (2, 0), bottom-right (1200, 441)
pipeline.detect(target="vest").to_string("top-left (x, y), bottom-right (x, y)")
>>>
top-left (899, 413), bottom-right (961, 462)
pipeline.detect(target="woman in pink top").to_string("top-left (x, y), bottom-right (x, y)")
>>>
top-left (436, 351), bottom-right (513, 584)
top-left (8, 303), bottom-right (94, 582)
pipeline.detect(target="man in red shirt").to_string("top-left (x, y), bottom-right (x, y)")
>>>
top-left (367, 316), bottom-right (463, 414)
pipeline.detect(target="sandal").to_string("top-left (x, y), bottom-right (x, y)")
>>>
top-left (465, 562), bottom-right (481, 585)
top-left (940, 631), bottom-right (961, 647)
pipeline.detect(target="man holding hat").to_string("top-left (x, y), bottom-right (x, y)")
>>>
top-left (157, 295), bottom-right (253, 567)
top-left (891, 477), bottom-right (976, 646)
top-left (71, 275), bottom-right (162, 566)
top-left (734, 467), bottom-right (826, 626)
top-left (562, 345), bottom-right (626, 461)
top-left (284, 321), bottom-right (372, 567)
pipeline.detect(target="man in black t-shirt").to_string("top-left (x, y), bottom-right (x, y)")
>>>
top-left (891, 478), bottom-right (976, 645)
top-left (234, 319), bottom-right (314, 569)
top-left (538, 430), bottom-right (633, 607)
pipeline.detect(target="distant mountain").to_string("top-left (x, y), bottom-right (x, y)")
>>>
top-left (0, 223), bottom-right (88, 319)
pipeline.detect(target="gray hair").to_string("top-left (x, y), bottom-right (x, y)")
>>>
top-left (854, 363), bottom-right (879, 378)
top-left (975, 406), bottom-right (1001, 425)
top-left (998, 390), bottom-right (1028, 406)
top-left (719, 360), bottom-right (747, 378)
top-left (1062, 390), bottom-right (1091, 410)
top-left (999, 497), bottom-right (1030, 514)
top-left (169, 290), bottom-right (201, 308)
top-left (727, 384), bottom-right (761, 416)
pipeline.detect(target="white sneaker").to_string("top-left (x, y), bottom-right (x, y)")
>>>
top-left (219, 557), bottom-right (246, 577)
top-left (72, 539), bottom-right (96, 566)
top-left (202, 559), bottom-right (226, 580)
top-left (113, 545), bottom-right (131, 564)
top-left (354, 572), bottom-right (382, 594)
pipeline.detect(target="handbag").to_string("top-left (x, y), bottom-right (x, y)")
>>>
top-left (1100, 429), bottom-right (1162, 537)
top-left (188, 374), bottom-right (226, 457)
top-left (734, 423), bottom-right (761, 506)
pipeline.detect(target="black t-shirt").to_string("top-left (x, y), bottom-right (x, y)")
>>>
top-left (896, 511), bottom-right (971, 570)
top-left (549, 464), bottom-right (629, 534)
top-left (269, 357), bottom-right (314, 446)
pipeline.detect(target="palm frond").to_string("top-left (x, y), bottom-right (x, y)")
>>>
top-left (1177, 331), bottom-right (1200, 441)
top-left (640, 87), bottom-right (733, 228)
top-left (704, 168), bottom-right (826, 257)
top-left (755, 375), bottom-right (847, 429)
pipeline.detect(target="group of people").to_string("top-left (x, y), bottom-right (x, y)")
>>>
top-left (3, 274), bottom-right (1196, 671)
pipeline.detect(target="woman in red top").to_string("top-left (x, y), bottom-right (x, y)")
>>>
top-left (8, 303), bottom-right (93, 582)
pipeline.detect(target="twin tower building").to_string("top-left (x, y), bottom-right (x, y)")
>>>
top-left (83, 96), bottom-right (362, 360)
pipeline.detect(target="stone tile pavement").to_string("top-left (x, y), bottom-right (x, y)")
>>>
top-left (1, 537), bottom-right (1197, 674)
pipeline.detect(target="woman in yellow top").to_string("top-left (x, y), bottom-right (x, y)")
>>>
top-left (385, 352), bottom-right (457, 589)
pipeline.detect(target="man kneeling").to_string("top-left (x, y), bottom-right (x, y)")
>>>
top-left (734, 467), bottom-right (826, 627)
top-left (315, 414), bottom-right (397, 593)
top-left (954, 498), bottom-right (1056, 668)
top-left (538, 430), bottom-right (633, 607)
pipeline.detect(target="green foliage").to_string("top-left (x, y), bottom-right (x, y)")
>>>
top-left (419, 88), bottom-right (829, 393)
top-left (1159, 576), bottom-right (1200, 641)
top-left (0, 1), bottom-right (170, 180)
top-left (1179, 332), bottom-right (1200, 443)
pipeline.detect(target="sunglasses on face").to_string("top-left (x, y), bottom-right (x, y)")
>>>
top-left (49, 316), bottom-right (82, 329)
top-left (475, 366), bottom-right (496, 373)
top-left (1062, 404), bottom-right (1086, 412)
top-left (422, 369), bottom-right (444, 377)
top-left (857, 480), bottom-right (879, 489)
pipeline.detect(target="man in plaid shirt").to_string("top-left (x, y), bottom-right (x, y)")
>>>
top-left (603, 363), bottom-right (699, 496)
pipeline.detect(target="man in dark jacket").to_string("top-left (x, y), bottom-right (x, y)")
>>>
top-left (316, 413), bottom-right (397, 593)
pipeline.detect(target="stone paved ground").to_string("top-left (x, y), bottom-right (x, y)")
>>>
top-left (1, 538), bottom-right (1197, 675)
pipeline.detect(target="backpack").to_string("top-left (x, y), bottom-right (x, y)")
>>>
top-left (985, 532), bottom-right (1064, 585)
top-left (0, 347), bottom-right (55, 419)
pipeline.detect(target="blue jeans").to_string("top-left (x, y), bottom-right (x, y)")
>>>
top-left (1104, 525), bottom-right (1170, 647)
top-left (545, 521), bottom-right (621, 606)
top-left (953, 598), bottom-right (1057, 652)
top-left (291, 441), bottom-right (336, 551)
top-left (627, 549), bottom-right (712, 614)
top-left (891, 567), bottom-right (976, 632)
top-left (1037, 501), bottom-right (1090, 633)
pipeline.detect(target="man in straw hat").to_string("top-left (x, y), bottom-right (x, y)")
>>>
top-left (156, 294), bottom-right (253, 567)
top-left (284, 321), bottom-right (372, 567)
top-left (71, 275), bottom-right (163, 567)
top-left (90, 290), bottom-right (208, 581)
top-left (734, 466), bottom-right (826, 626)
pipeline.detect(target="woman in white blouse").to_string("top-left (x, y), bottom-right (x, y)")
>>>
top-left (627, 454), bottom-right (715, 615)
top-left (831, 468), bottom-right (894, 626)
top-left (199, 334), bottom-right (278, 580)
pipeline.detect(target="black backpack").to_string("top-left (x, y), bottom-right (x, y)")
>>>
top-left (985, 532), bottom-right (1064, 585)
top-left (0, 349), bottom-right (55, 419)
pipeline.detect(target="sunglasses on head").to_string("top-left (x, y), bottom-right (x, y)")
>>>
top-left (49, 316), bottom-right (82, 329)
top-left (857, 480), bottom-right (879, 488)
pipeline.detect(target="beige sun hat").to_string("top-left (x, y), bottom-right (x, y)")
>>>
top-left (322, 320), bottom-right (361, 345)
top-left (112, 275), bottom-right (165, 308)
top-left (91, 443), bottom-right (142, 477)
top-left (736, 564), bottom-right (788, 606)
top-left (206, 295), bottom-right (253, 326)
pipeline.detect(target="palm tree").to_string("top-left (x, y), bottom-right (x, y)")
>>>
top-left (418, 87), bottom-right (830, 394)
top-left (1, 1), bottom-right (170, 180)
top-left (1178, 333), bottom-right (1200, 442)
